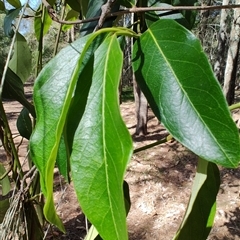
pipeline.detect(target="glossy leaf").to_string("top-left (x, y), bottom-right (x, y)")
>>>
top-left (4, 8), bottom-right (21, 37)
top-left (9, 32), bottom-right (32, 83)
top-left (132, 19), bottom-right (240, 168)
top-left (17, 107), bottom-right (32, 140)
top-left (174, 158), bottom-right (220, 240)
top-left (30, 33), bottom-right (106, 231)
top-left (71, 35), bottom-right (132, 240)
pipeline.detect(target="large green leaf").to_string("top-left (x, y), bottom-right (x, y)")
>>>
top-left (132, 19), bottom-right (240, 168)
top-left (71, 35), bottom-right (132, 240)
top-left (9, 32), bottom-right (32, 83)
top-left (174, 158), bottom-right (220, 240)
top-left (30, 33), bottom-right (106, 231)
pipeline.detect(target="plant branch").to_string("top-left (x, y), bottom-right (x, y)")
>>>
top-left (229, 102), bottom-right (240, 111)
top-left (94, 0), bottom-right (117, 31)
top-left (134, 134), bottom-right (173, 154)
top-left (41, 0), bottom-right (240, 26)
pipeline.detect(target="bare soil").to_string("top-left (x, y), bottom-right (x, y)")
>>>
top-left (2, 84), bottom-right (240, 240)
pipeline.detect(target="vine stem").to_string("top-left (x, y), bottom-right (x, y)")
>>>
top-left (41, 1), bottom-right (240, 26)
top-left (229, 102), bottom-right (240, 111)
top-left (134, 134), bottom-right (173, 154)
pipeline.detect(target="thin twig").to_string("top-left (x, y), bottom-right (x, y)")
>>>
top-left (94, 0), bottom-right (117, 31)
top-left (41, 1), bottom-right (240, 26)
top-left (134, 134), bottom-right (173, 154)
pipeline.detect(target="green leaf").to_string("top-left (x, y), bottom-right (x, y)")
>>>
top-left (80, 0), bottom-right (120, 36)
top-left (119, 0), bottom-right (135, 7)
top-left (66, 0), bottom-right (82, 13)
top-left (24, 201), bottom-right (44, 239)
top-left (6, 0), bottom-right (21, 8)
top-left (0, 62), bottom-right (35, 117)
top-left (80, 0), bottom-right (105, 36)
top-left (30, 33), bottom-right (106, 231)
top-left (0, 163), bottom-right (11, 224)
top-left (132, 19), bottom-right (240, 168)
top-left (0, 199), bottom-right (10, 223)
top-left (0, 61), bottom-right (24, 99)
top-left (0, 1), bottom-right (5, 11)
top-left (9, 32), bottom-right (32, 83)
top-left (174, 158), bottom-right (220, 240)
top-left (0, 164), bottom-right (11, 196)
top-left (84, 225), bottom-right (99, 240)
top-left (79, 0), bottom-right (89, 17)
top-left (4, 8), bottom-right (21, 37)
top-left (34, 8), bottom-right (52, 40)
top-left (62, 9), bottom-right (79, 32)
top-left (71, 35), bottom-right (132, 240)
top-left (56, 135), bottom-right (70, 182)
top-left (17, 107), bottom-right (32, 140)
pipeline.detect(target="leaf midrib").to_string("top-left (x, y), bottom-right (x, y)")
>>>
top-left (101, 35), bottom-right (121, 238)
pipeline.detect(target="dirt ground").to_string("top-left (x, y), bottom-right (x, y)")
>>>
top-left (2, 83), bottom-right (240, 240)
